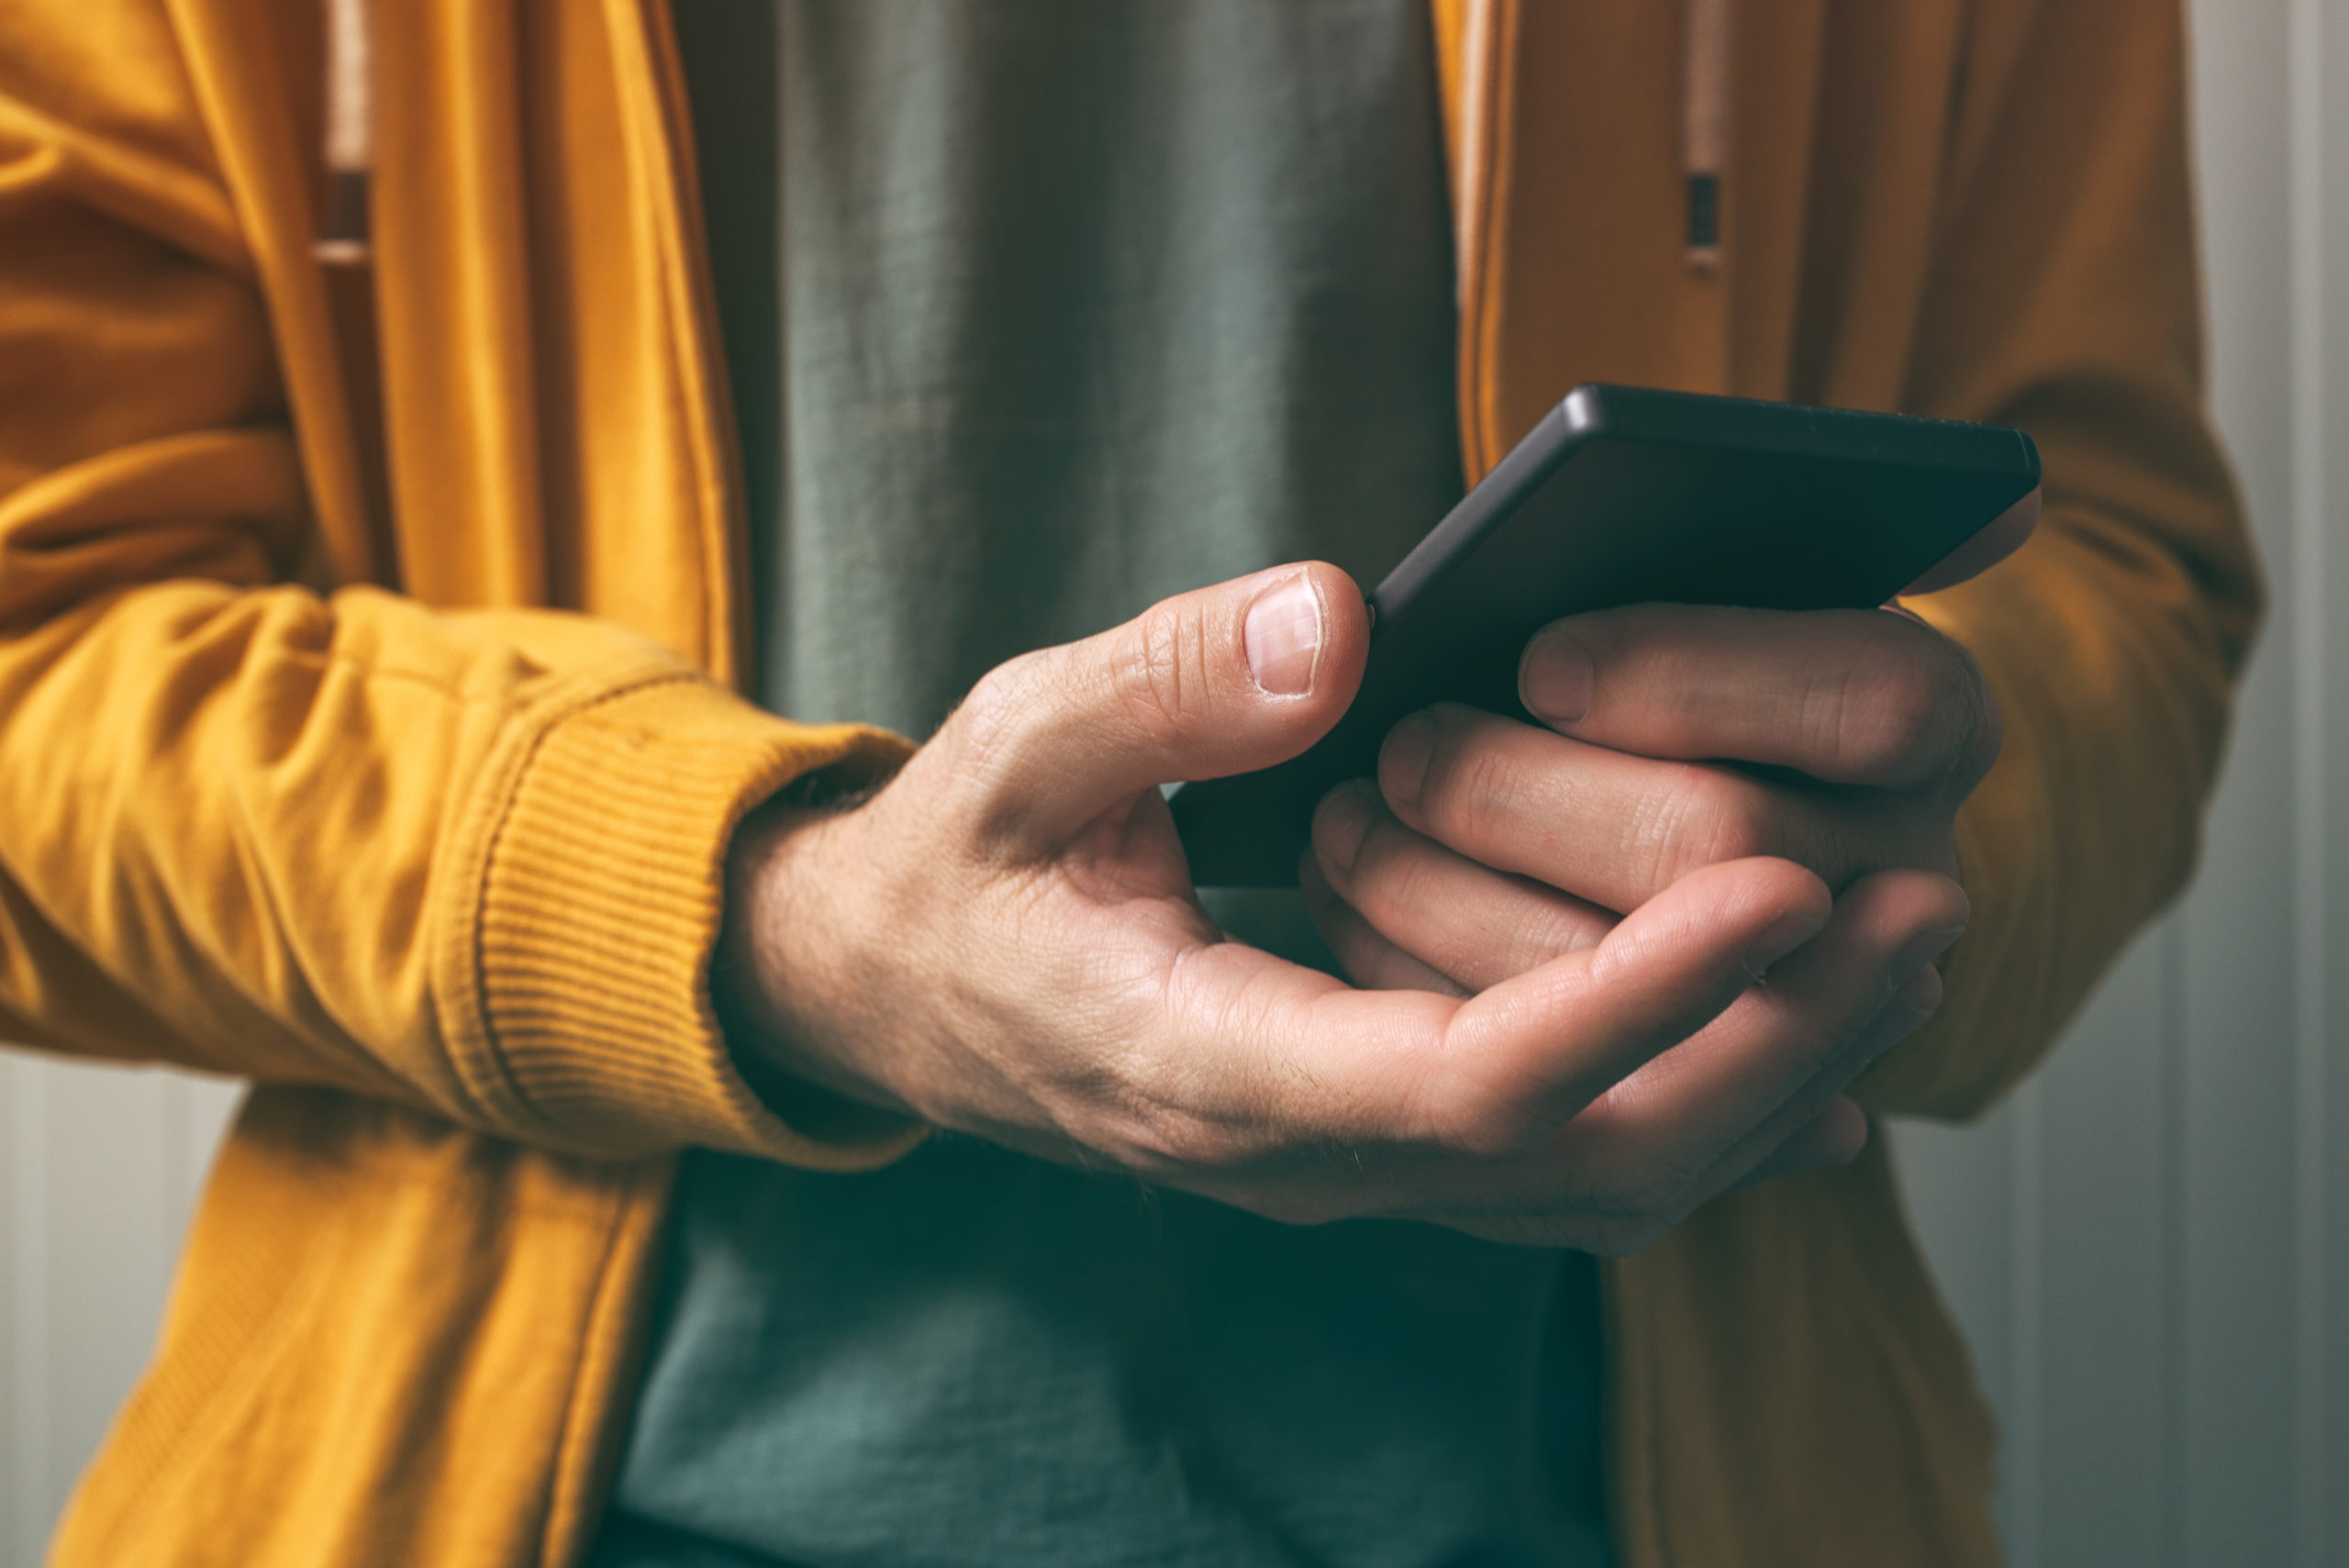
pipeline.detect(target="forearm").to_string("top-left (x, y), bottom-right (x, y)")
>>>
top-left (1847, 0), bottom-right (2266, 1118)
top-left (1859, 506), bottom-right (2250, 1119)
top-left (0, 570), bottom-right (918, 1164)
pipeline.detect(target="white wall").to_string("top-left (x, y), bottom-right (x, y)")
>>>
top-left (1, 2), bottom-right (2343, 1563)
top-left (0, 1062), bottom-right (240, 1563)
top-left (1894, 2), bottom-right (2349, 1566)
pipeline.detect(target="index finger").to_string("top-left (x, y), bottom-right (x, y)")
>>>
top-left (1515, 604), bottom-right (1999, 791)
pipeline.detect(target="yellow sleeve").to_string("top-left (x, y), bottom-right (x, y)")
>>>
top-left (1857, 0), bottom-right (2264, 1118)
top-left (0, 0), bottom-right (918, 1167)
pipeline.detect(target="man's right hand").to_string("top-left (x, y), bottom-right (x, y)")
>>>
top-left (718, 563), bottom-right (1965, 1254)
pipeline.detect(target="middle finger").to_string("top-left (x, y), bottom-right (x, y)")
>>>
top-left (1378, 703), bottom-right (1954, 911)
top-left (1308, 779), bottom-right (1616, 991)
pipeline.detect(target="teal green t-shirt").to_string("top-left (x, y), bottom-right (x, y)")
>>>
top-left (590, 6), bottom-right (1609, 1564)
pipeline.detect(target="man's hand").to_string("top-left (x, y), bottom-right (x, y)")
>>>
top-left (1301, 603), bottom-right (1997, 1175)
top-left (720, 569), bottom-right (1967, 1253)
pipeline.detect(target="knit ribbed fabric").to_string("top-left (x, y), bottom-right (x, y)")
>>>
top-left (452, 671), bottom-right (921, 1165)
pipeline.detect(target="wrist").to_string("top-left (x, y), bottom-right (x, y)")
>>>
top-left (714, 794), bottom-right (920, 1137)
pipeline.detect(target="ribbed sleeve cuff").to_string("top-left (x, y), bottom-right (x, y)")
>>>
top-left (434, 669), bottom-right (924, 1167)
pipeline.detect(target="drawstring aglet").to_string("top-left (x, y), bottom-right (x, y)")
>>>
top-left (1683, 0), bottom-right (1730, 272)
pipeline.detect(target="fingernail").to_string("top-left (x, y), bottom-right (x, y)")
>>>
top-left (1379, 712), bottom-right (1436, 810)
top-left (1742, 911), bottom-right (1826, 979)
top-left (1314, 782), bottom-right (1376, 874)
top-left (1244, 573), bottom-right (1324, 696)
top-left (1890, 925), bottom-right (1965, 988)
top-left (1520, 628), bottom-right (1596, 722)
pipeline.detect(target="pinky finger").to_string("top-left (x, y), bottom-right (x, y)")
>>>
top-left (1731, 1097), bottom-right (1872, 1190)
top-left (1299, 855), bottom-right (1468, 996)
top-left (1709, 963), bottom-right (1943, 1198)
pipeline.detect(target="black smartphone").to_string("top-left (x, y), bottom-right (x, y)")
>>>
top-left (1170, 383), bottom-right (2042, 887)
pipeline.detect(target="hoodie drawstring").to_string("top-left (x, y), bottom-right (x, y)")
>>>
top-left (320, 0), bottom-right (1729, 281)
top-left (320, 0), bottom-right (373, 260)
top-left (318, 0), bottom-right (399, 584)
top-left (1684, 0), bottom-right (1730, 271)
top-left (314, 0), bottom-right (1726, 549)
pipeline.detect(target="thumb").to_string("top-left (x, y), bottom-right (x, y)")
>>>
top-left (943, 562), bottom-right (1369, 856)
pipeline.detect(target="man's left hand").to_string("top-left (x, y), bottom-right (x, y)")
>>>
top-left (1305, 603), bottom-right (1997, 989)
top-left (1300, 603), bottom-right (1998, 1180)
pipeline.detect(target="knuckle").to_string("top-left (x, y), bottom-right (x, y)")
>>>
top-left (1830, 645), bottom-right (1943, 780)
top-left (1515, 901), bottom-right (1611, 967)
top-left (1701, 785), bottom-right (1777, 865)
top-left (1353, 825), bottom-right (1457, 934)
top-left (1643, 764), bottom-right (1773, 881)
top-left (1109, 600), bottom-right (1211, 751)
top-left (1343, 804), bottom-right (1410, 884)
top-left (950, 659), bottom-right (1044, 781)
top-left (1948, 648), bottom-right (2004, 786)
top-left (1830, 624), bottom-right (1997, 786)
top-left (1879, 654), bottom-right (1949, 765)
top-left (1418, 714), bottom-right (1510, 830)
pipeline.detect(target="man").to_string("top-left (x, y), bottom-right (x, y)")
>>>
top-left (0, 2), bottom-right (2256, 1565)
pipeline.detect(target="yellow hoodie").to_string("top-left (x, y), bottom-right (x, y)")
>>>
top-left (0, 1), bottom-right (2257, 1563)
